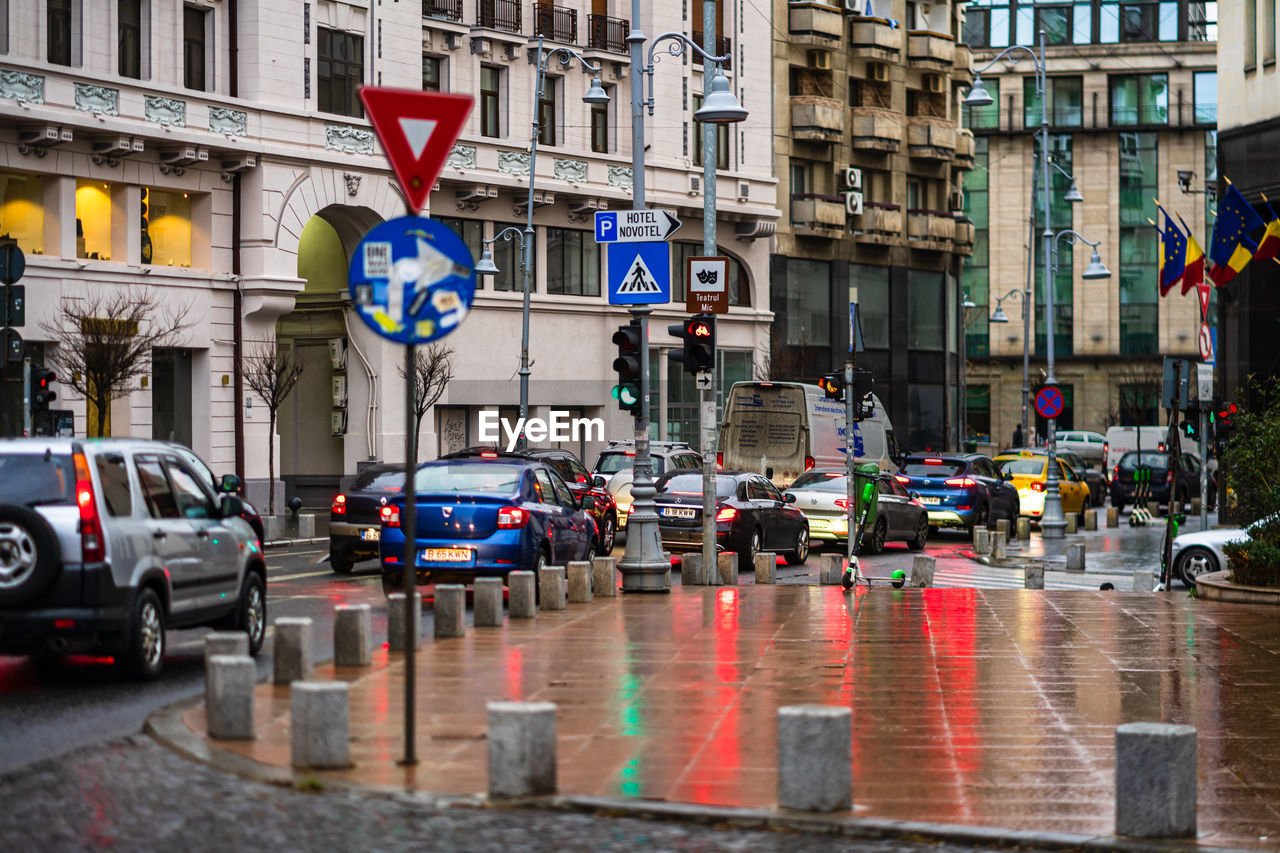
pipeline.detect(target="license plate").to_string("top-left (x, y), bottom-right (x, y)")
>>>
top-left (661, 507), bottom-right (697, 519)
top-left (918, 496), bottom-right (940, 505)
top-left (809, 518), bottom-right (830, 530)
top-left (361, 528), bottom-right (381, 542)
top-left (421, 547), bottom-right (473, 563)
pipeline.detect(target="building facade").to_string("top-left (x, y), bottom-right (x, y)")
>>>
top-left (0, 0), bottom-right (777, 508)
top-left (960, 0), bottom-right (1217, 448)
top-left (771, 0), bottom-right (974, 453)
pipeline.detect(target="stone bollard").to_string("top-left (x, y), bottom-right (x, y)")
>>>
top-left (777, 705), bottom-right (852, 812)
top-left (819, 553), bottom-right (844, 585)
top-left (995, 518), bottom-right (1010, 538)
top-left (206, 654), bottom-right (255, 740)
top-left (974, 527), bottom-right (991, 556)
top-left (474, 578), bottom-right (504, 627)
top-left (488, 701), bottom-right (557, 798)
top-left (290, 682), bottom-right (350, 770)
top-left (1107, 506), bottom-right (1119, 528)
top-left (1148, 499), bottom-right (1161, 517)
top-left (387, 592), bottom-right (423, 650)
top-left (755, 552), bottom-right (777, 584)
top-left (1024, 565), bottom-right (1045, 589)
top-left (680, 552), bottom-right (702, 586)
top-left (718, 552), bottom-right (739, 586)
top-left (333, 604), bottom-right (372, 667)
top-left (1115, 722), bottom-right (1197, 838)
top-left (1132, 569), bottom-right (1155, 592)
top-left (1190, 497), bottom-right (1201, 515)
top-left (910, 555), bottom-right (935, 588)
top-left (592, 557), bottom-right (617, 597)
top-left (1065, 513), bottom-right (1078, 534)
top-left (1084, 508), bottom-right (1098, 531)
top-left (992, 530), bottom-right (1007, 560)
top-left (508, 571), bottom-right (536, 619)
top-left (539, 566), bottom-right (566, 611)
top-left (435, 584), bottom-right (466, 638)
top-left (272, 617), bottom-right (313, 685)
top-left (1065, 542), bottom-right (1086, 572)
top-left (567, 561), bottom-right (593, 603)
top-left (204, 631), bottom-right (248, 698)
top-left (1017, 516), bottom-right (1031, 541)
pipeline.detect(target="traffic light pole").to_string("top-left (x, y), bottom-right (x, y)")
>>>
top-left (844, 359), bottom-right (861, 585)
top-left (22, 357), bottom-right (30, 437)
top-left (1199, 404), bottom-right (1208, 530)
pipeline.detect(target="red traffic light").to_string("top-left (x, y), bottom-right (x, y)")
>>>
top-left (689, 319), bottom-right (712, 338)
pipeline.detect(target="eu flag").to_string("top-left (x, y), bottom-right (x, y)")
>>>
top-left (1208, 183), bottom-right (1266, 286)
top-left (1159, 213), bottom-right (1186, 297)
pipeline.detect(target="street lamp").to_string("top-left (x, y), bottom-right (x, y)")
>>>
top-left (474, 225), bottom-right (524, 276)
top-left (510, 38), bottom-right (609, 450)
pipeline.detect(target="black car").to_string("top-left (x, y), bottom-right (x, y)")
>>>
top-left (1110, 450), bottom-right (1216, 512)
top-left (329, 464), bottom-right (407, 573)
top-left (897, 453), bottom-right (1020, 532)
top-left (653, 470), bottom-right (810, 565)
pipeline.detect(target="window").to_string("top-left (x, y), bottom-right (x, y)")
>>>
top-left (1266, 0), bottom-right (1277, 63)
top-left (960, 2), bottom-right (1010, 47)
top-left (591, 88), bottom-right (612, 153)
top-left (545, 228), bottom-right (600, 296)
top-left (1187, 0), bottom-right (1217, 40)
top-left (849, 264), bottom-right (890, 349)
top-left (1118, 131), bottom-right (1159, 354)
top-left (167, 460), bottom-right (214, 519)
top-left (538, 76), bottom-right (558, 147)
top-left (1110, 74), bottom-right (1167, 125)
top-left (1022, 4), bottom-right (1073, 44)
top-left (422, 55), bottom-right (444, 91)
top-left (908, 384), bottom-right (945, 452)
top-left (48, 0), bottom-right (73, 65)
top-left (1100, 1), bottom-right (1178, 42)
top-left (434, 217), bottom-right (484, 288)
top-left (1024, 76), bottom-right (1083, 128)
top-left (491, 224), bottom-right (527, 292)
top-left (481, 66), bottom-right (502, 137)
top-left (0, 170), bottom-right (45, 255)
top-left (962, 78), bottom-right (999, 130)
top-left (692, 94), bottom-right (730, 170)
top-left (665, 350), bottom-right (752, 442)
top-left (118, 0), bottom-right (142, 78)
top-left (781, 259), bottom-right (830, 347)
top-left (966, 385), bottom-right (991, 444)
top-left (963, 137), bottom-right (989, 357)
top-left (670, 242), bottom-right (751, 306)
top-left (1034, 134), bottom-right (1074, 356)
top-left (75, 180), bottom-right (116, 260)
top-left (908, 270), bottom-right (944, 350)
top-left (318, 27), bottom-right (364, 117)
top-left (1193, 72), bottom-right (1217, 124)
top-left (96, 454), bottom-right (133, 517)
top-left (136, 458), bottom-right (179, 519)
top-left (140, 188), bottom-right (192, 267)
top-left (1246, 0), bottom-right (1257, 66)
top-left (183, 5), bottom-right (208, 91)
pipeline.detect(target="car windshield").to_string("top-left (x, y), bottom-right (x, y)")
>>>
top-left (902, 460), bottom-right (965, 477)
top-left (1119, 451), bottom-right (1167, 470)
top-left (0, 452), bottom-right (76, 505)
top-left (790, 471), bottom-right (843, 489)
top-left (413, 463), bottom-right (523, 494)
top-left (791, 476), bottom-right (848, 493)
top-left (354, 469), bottom-right (406, 491)
top-left (596, 452), bottom-right (665, 475)
top-left (656, 474), bottom-right (735, 498)
top-left (997, 458), bottom-right (1046, 476)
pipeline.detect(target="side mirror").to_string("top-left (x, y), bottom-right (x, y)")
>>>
top-left (910, 491), bottom-right (921, 501)
top-left (592, 475), bottom-right (607, 488)
top-left (784, 492), bottom-right (797, 503)
top-left (219, 495), bottom-right (245, 519)
top-left (218, 473), bottom-right (241, 493)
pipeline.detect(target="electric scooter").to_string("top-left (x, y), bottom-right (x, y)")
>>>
top-left (842, 474), bottom-right (907, 590)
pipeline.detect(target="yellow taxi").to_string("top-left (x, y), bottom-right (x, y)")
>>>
top-left (992, 450), bottom-right (1091, 521)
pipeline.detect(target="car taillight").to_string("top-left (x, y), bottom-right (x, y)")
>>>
top-left (1166, 471), bottom-right (1173, 484)
top-left (1030, 482), bottom-right (1045, 492)
top-left (715, 506), bottom-right (737, 523)
top-left (716, 452), bottom-right (723, 469)
top-left (497, 506), bottom-right (528, 528)
top-left (804, 456), bottom-right (815, 471)
top-left (834, 498), bottom-right (849, 510)
top-left (481, 451), bottom-right (499, 459)
top-left (380, 505), bottom-right (400, 527)
top-left (331, 494), bottom-right (347, 515)
top-left (1113, 465), bottom-right (1120, 482)
top-left (894, 474), bottom-right (910, 484)
top-left (944, 477), bottom-right (977, 487)
top-left (73, 452), bottom-right (104, 563)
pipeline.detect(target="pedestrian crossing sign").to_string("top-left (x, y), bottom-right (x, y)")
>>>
top-left (607, 241), bottom-right (670, 305)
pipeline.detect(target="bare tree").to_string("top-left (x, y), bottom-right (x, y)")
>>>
top-left (398, 342), bottom-right (455, 463)
top-left (40, 289), bottom-right (193, 439)
top-left (243, 342), bottom-right (305, 516)
top-left (1104, 361), bottom-right (1163, 426)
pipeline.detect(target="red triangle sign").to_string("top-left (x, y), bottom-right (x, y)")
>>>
top-left (358, 87), bottom-right (474, 214)
top-left (1197, 278), bottom-right (1211, 319)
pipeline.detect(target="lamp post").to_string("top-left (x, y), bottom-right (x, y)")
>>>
top-left (619, 9), bottom-right (747, 591)
top-left (507, 38), bottom-right (609, 450)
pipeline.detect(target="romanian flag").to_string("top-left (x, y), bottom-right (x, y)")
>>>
top-left (1254, 194), bottom-right (1280, 262)
top-left (1208, 183), bottom-right (1266, 287)
top-left (1157, 207), bottom-right (1186, 297)
top-left (1177, 214), bottom-right (1205, 297)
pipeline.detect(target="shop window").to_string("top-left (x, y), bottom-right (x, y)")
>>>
top-left (75, 180), bottom-right (115, 261)
top-left (140, 188), bottom-right (192, 267)
top-left (0, 171), bottom-right (45, 255)
top-left (546, 227), bottom-right (600, 296)
top-left (907, 270), bottom-right (944, 350)
top-left (849, 264), bottom-right (890, 349)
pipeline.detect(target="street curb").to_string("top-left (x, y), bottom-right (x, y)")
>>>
top-left (264, 537), bottom-right (329, 550)
top-left (145, 695), bottom-right (293, 787)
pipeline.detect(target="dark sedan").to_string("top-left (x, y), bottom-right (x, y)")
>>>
top-left (896, 454), bottom-right (1019, 532)
top-left (653, 471), bottom-right (810, 565)
top-left (329, 464), bottom-right (406, 573)
top-left (1110, 450), bottom-right (1216, 513)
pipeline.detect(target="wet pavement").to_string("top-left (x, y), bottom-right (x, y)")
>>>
top-left (169, 582), bottom-right (1280, 850)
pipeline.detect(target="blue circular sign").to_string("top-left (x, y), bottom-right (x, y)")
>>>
top-left (1035, 386), bottom-right (1064, 419)
top-left (348, 216), bottom-right (476, 344)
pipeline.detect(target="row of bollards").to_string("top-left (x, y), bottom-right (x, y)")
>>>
top-left (679, 551), bottom-right (755, 586)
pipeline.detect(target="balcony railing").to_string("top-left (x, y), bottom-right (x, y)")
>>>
top-left (906, 31), bottom-right (955, 67)
top-left (535, 2), bottom-right (577, 43)
top-left (907, 209), bottom-right (956, 245)
top-left (906, 116), bottom-right (956, 159)
top-left (852, 202), bottom-right (902, 241)
top-left (587, 13), bottom-right (628, 52)
top-left (851, 106), bottom-right (903, 151)
top-left (478, 0), bottom-right (521, 33)
top-left (791, 95), bottom-right (844, 142)
top-left (691, 31), bottom-right (732, 69)
top-left (791, 193), bottom-right (847, 233)
top-left (954, 128), bottom-right (975, 169)
top-left (789, 1), bottom-right (845, 45)
top-left (849, 16), bottom-right (904, 57)
top-left (424, 0), bottom-right (464, 23)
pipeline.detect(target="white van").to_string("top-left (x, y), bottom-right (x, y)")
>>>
top-left (1103, 425), bottom-right (1198, 480)
top-left (717, 381), bottom-right (898, 487)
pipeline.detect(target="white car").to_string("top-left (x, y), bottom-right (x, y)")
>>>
top-left (1170, 524), bottom-right (1252, 586)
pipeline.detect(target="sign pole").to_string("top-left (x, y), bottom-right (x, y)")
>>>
top-left (700, 1), bottom-right (718, 587)
top-left (1199, 403), bottom-right (1208, 530)
top-left (402, 340), bottom-right (417, 765)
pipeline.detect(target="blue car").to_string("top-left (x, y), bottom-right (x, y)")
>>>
top-left (897, 454), bottom-right (1020, 532)
top-left (378, 453), bottom-right (599, 594)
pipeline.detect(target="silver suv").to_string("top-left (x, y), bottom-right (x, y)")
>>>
top-left (593, 441), bottom-right (702, 529)
top-left (0, 439), bottom-right (267, 680)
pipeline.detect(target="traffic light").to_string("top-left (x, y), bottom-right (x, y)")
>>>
top-left (30, 366), bottom-right (56, 414)
top-left (819, 372), bottom-right (843, 401)
top-left (1182, 420), bottom-right (1198, 440)
top-left (611, 320), bottom-right (642, 415)
top-left (667, 314), bottom-right (716, 375)
top-left (852, 367), bottom-right (875, 419)
top-left (1217, 400), bottom-right (1237, 430)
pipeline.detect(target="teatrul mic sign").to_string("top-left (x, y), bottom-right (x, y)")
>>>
top-left (685, 256), bottom-right (728, 313)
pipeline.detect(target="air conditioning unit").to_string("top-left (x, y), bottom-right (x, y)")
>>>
top-left (331, 375), bottom-right (347, 408)
top-left (688, 174), bottom-right (701, 196)
top-left (806, 50), bottom-right (832, 70)
top-left (843, 191), bottom-right (864, 216)
top-left (331, 409), bottom-right (347, 436)
top-left (925, 73), bottom-right (945, 94)
top-left (840, 167), bottom-right (862, 189)
top-left (843, 0), bottom-right (863, 12)
top-left (868, 62), bottom-right (889, 83)
top-left (737, 181), bottom-right (750, 201)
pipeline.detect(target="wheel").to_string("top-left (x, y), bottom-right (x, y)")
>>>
top-left (785, 526), bottom-right (810, 566)
top-left (863, 517), bottom-right (887, 555)
top-left (599, 514), bottom-right (616, 553)
top-left (907, 515), bottom-right (929, 551)
top-left (330, 545), bottom-right (356, 574)
top-left (115, 588), bottom-right (166, 681)
top-left (1176, 546), bottom-right (1219, 586)
top-left (585, 538), bottom-right (600, 562)
top-left (533, 546), bottom-right (551, 604)
top-left (1173, 486), bottom-right (1189, 513)
top-left (232, 571), bottom-right (267, 655)
top-left (0, 504), bottom-right (62, 607)
top-left (968, 502), bottom-right (989, 534)
top-left (743, 528), bottom-right (762, 568)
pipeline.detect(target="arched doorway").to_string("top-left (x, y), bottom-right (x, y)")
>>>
top-left (277, 204), bottom-right (382, 507)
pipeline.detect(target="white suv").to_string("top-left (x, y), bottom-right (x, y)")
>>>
top-left (0, 439), bottom-right (266, 679)
top-left (593, 441), bottom-right (702, 529)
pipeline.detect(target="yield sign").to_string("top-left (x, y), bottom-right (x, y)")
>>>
top-left (1196, 278), bottom-right (1211, 319)
top-left (358, 87), bottom-right (474, 213)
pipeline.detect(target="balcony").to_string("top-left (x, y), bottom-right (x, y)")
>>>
top-left (953, 218), bottom-right (975, 255)
top-left (906, 116), bottom-right (956, 160)
top-left (906, 31), bottom-right (955, 69)
top-left (587, 14), bottom-right (628, 53)
top-left (789, 1), bottom-right (845, 46)
top-left (424, 0), bottom-right (464, 22)
top-left (791, 95), bottom-right (844, 143)
top-left (477, 0), bottom-right (521, 33)
top-left (791, 193), bottom-right (847, 238)
top-left (535, 2), bottom-right (578, 43)
top-left (953, 43), bottom-right (973, 87)
top-left (849, 16), bottom-right (904, 60)
top-left (907, 209), bottom-right (955, 251)
top-left (851, 107), bottom-right (902, 152)
top-left (852, 202), bottom-right (902, 245)
top-left (692, 32), bottom-right (732, 69)
top-left (954, 128), bottom-right (974, 170)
